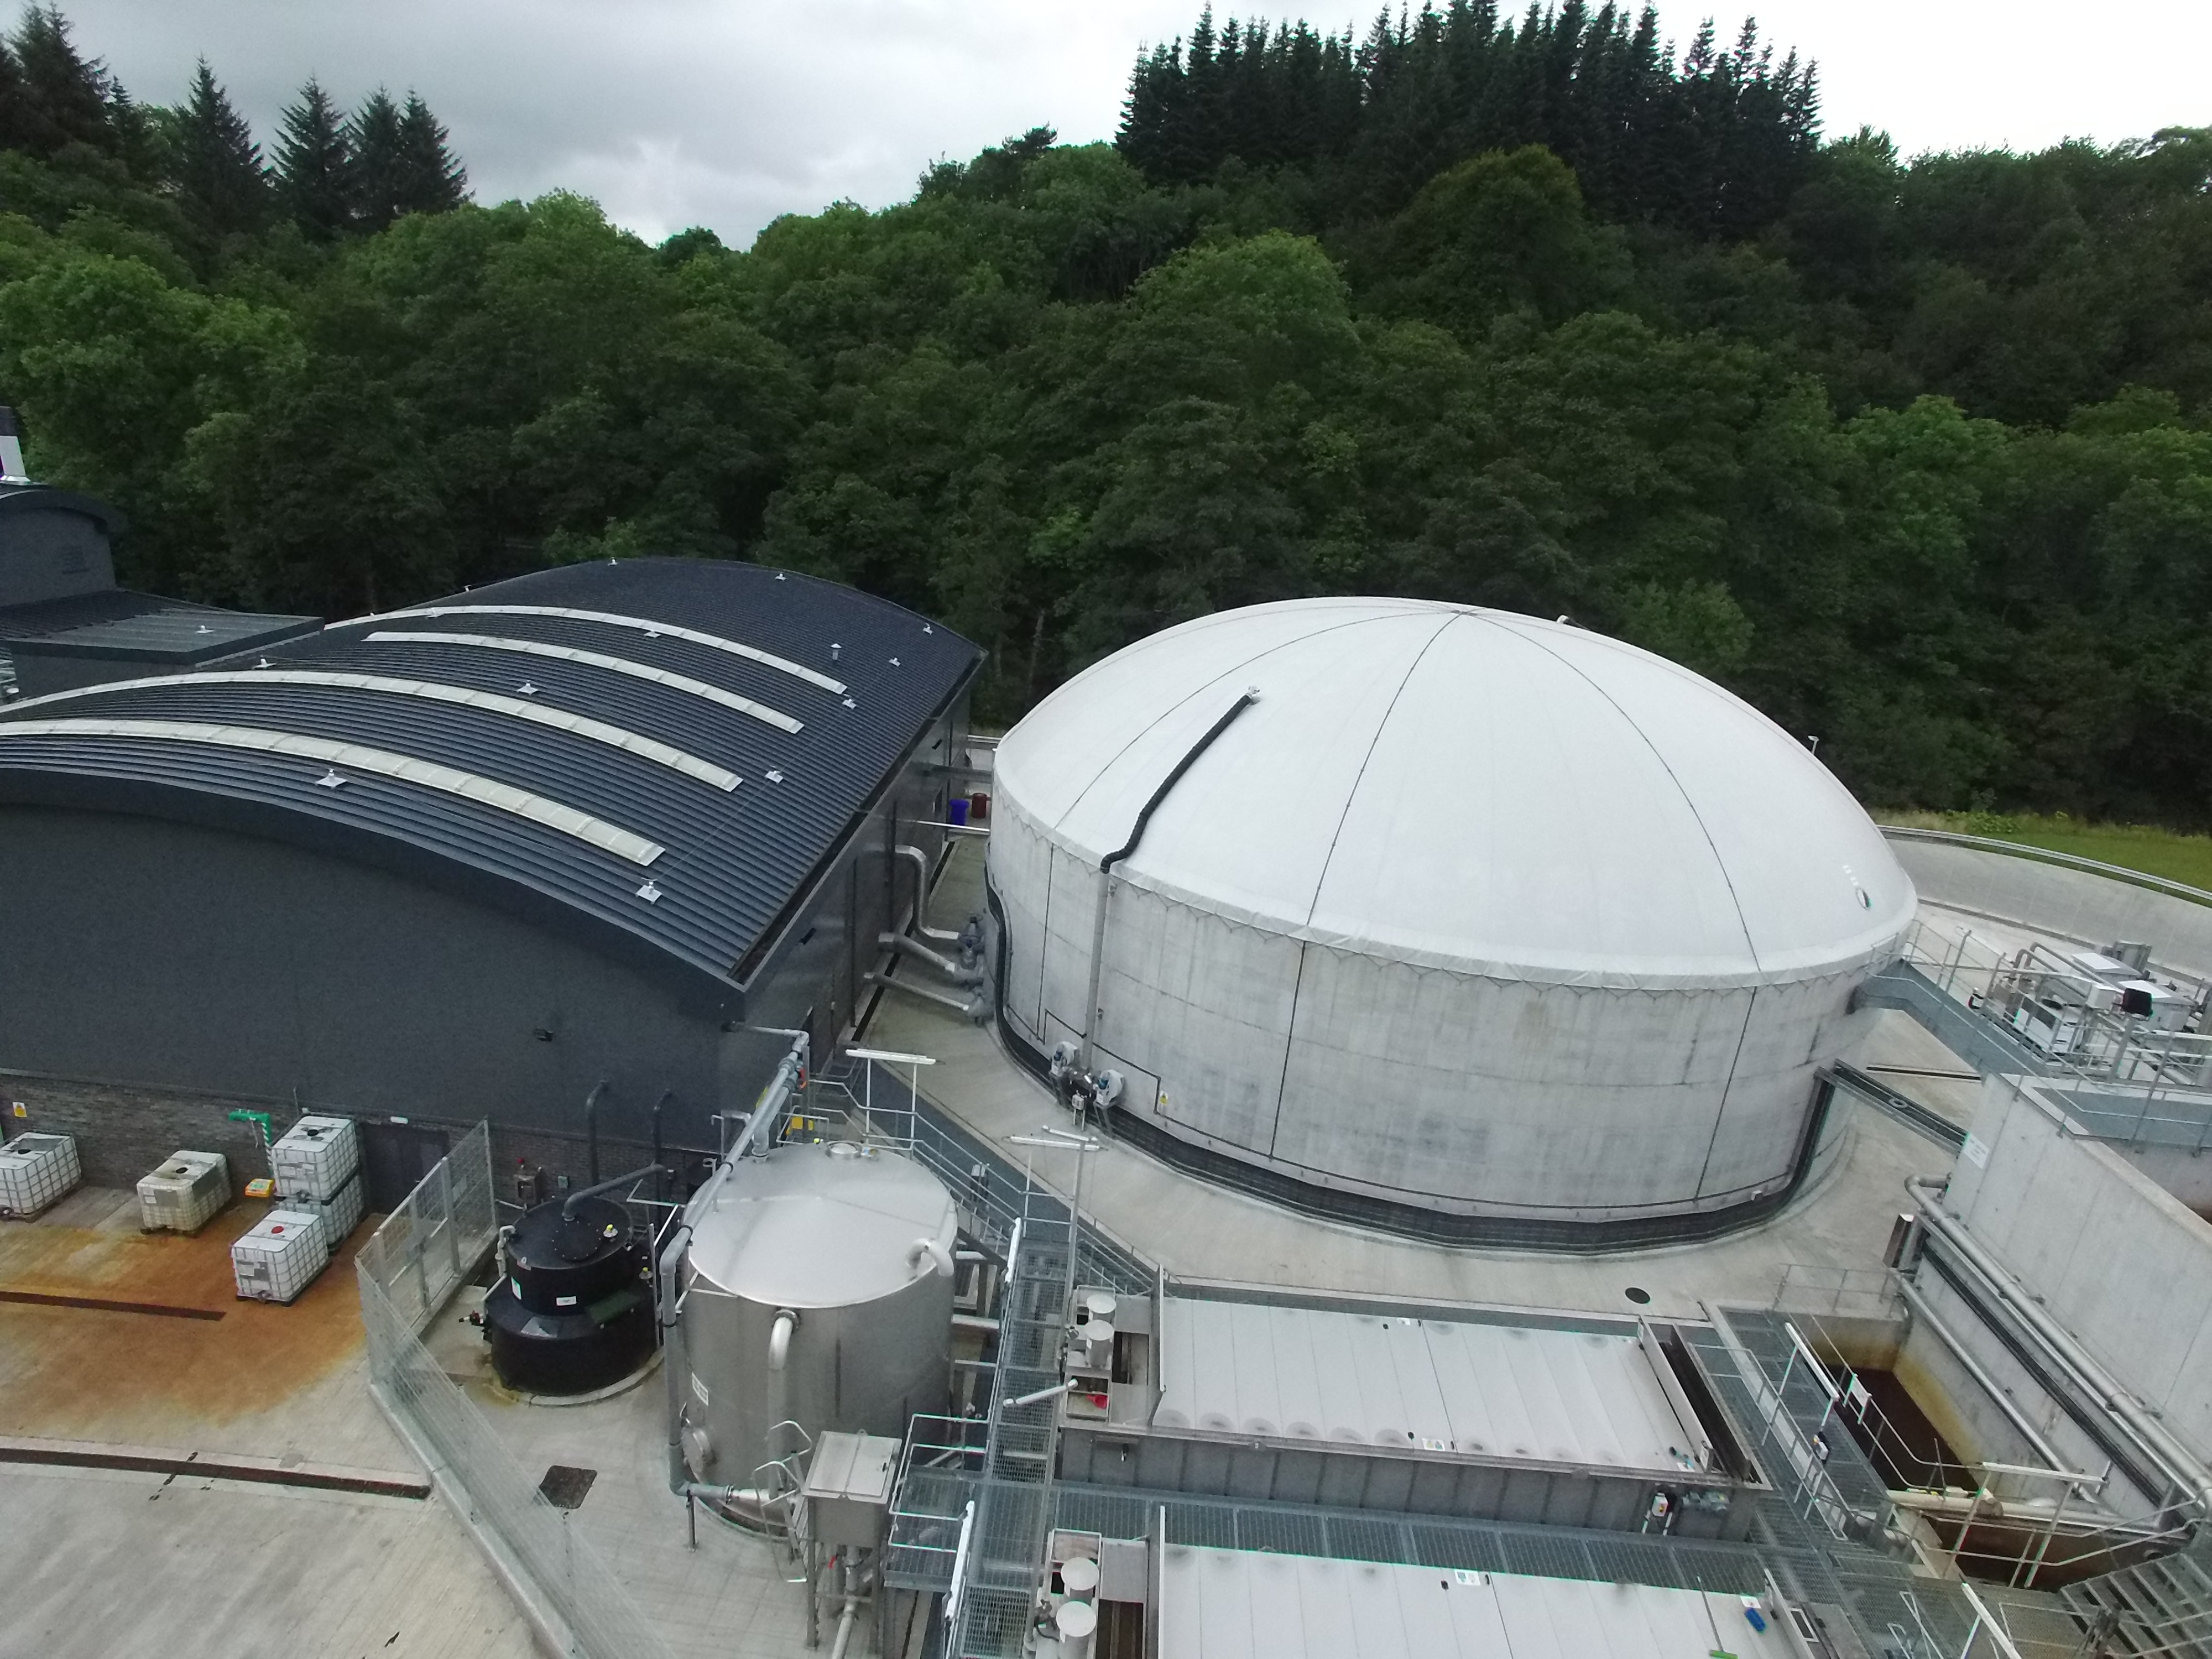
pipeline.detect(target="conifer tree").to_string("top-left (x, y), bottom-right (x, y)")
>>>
top-left (394, 93), bottom-right (466, 213)
top-left (167, 60), bottom-right (270, 236)
top-left (8, 3), bottom-right (114, 158)
top-left (273, 76), bottom-right (352, 239)
top-left (0, 36), bottom-right (31, 153)
top-left (346, 88), bottom-right (405, 231)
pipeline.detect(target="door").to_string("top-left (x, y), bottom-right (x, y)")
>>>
top-left (357, 1120), bottom-right (452, 1213)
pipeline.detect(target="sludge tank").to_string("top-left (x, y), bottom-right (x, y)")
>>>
top-left (672, 1139), bottom-right (957, 1491)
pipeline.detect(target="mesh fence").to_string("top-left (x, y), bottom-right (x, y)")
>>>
top-left (355, 1120), bottom-right (500, 1333)
top-left (356, 1123), bottom-right (675, 1659)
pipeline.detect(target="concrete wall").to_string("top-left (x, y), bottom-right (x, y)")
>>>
top-left (995, 794), bottom-right (1874, 1225)
top-left (1939, 1074), bottom-right (2212, 1470)
top-left (1891, 837), bottom-right (2212, 979)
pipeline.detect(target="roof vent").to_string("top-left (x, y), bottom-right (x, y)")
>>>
top-left (830, 643), bottom-right (841, 662)
top-left (840, 697), bottom-right (856, 709)
top-left (517, 681), bottom-right (538, 695)
top-left (889, 657), bottom-right (900, 667)
top-left (765, 769), bottom-right (784, 783)
top-left (637, 880), bottom-right (662, 904)
top-left (0, 405), bottom-right (25, 482)
top-left (315, 769), bottom-right (346, 789)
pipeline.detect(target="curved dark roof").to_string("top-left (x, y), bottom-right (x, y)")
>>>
top-left (0, 481), bottom-right (128, 536)
top-left (0, 559), bottom-right (982, 1007)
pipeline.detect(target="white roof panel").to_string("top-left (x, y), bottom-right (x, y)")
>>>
top-left (1151, 1298), bottom-right (1702, 1474)
top-left (1157, 1550), bottom-right (1798, 1659)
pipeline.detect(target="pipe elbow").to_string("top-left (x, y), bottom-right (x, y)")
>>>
top-left (910, 1237), bottom-right (954, 1279)
top-left (768, 1308), bottom-right (797, 1371)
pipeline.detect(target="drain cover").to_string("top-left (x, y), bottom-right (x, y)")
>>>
top-left (538, 1465), bottom-right (598, 1510)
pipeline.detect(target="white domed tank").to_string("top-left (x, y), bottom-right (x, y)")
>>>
top-left (676, 1141), bottom-right (956, 1487)
top-left (986, 598), bottom-right (1916, 1243)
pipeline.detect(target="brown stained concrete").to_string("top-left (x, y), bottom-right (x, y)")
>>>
top-left (0, 1187), bottom-right (405, 1470)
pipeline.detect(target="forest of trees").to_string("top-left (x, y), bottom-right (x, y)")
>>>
top-left (1, 3), bottom-right (2209, 821)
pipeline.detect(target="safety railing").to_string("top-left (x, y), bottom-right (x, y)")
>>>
top-left (357, 1123), bottom-right (674, 1659)
top-left (1897, 920), bottom-right (2212, 1148)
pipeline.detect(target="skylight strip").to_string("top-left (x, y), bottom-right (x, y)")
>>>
top-left (359, 630), bottom-right (804, 733)
top-left (365, 632), bottom-right (803, 734)
top-left (0, 717), bottom-right (664, 865)
top-left (328, 603), bottom-right (848, 695)
top-left (0, 671), bottom-right (740, 792)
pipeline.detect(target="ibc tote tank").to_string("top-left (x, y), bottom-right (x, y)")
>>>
top-left (675, 1140), bottom-right (956, 1488)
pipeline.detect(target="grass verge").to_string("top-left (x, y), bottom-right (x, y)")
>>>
top-left (1880, 811), bottom-right (2212, 893)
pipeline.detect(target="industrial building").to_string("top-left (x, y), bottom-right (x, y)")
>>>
top-left (0, 483), bottom-right (980, 1201)
top-left (988, 598), bottom-right (1918, 1245)
top-left (9, 552), bottom-right (2212, 1659)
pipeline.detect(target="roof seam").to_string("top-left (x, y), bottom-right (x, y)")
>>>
top-left (1482, 618), bottom-right (1762, 972)
top-left (1301, 611), bottom-right (1462, 927)
top-left (1055, 613), bottom-right (1437, 836)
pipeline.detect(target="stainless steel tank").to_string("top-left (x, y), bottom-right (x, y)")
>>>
top-left (676, 1140), bottom-right (956, 1489)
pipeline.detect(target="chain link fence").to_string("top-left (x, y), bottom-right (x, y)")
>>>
top-left (356, 1121), bottom-right (674, 1659)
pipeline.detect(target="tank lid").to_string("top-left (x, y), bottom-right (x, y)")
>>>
top-left (686, 1142), bottom-right (956, 1309)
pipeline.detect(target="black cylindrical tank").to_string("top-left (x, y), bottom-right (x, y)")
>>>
top-left (484, 1194), bottom-right (654, 1395)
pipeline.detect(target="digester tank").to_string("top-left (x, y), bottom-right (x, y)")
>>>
top-left (676, 1141), bottom-right (955, 1486)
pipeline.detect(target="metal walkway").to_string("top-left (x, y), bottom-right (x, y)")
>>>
top-left (1856, 961), bottom-right (2057, 1081)
top-left (2064, 1540), bottom-right (2212, 1658)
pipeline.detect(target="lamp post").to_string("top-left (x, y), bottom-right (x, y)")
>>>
top-left (1009, 1125), bottom-right (1101, 1327)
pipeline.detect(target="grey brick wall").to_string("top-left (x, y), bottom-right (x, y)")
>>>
top-left (0, 1068), bottom-right (721, 1211)
top-left (1, 1072), bottom-right (285, 1194)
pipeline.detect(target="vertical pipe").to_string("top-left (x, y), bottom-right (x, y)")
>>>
top-left (583, 1080), bottom-right (610, 1186)
top-left (1077, 691), bottom-right (1256, 1073)
top-left (651, 1091), bottom-right (674, 1201)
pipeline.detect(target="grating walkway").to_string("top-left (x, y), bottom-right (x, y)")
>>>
top-left (2064, 1539), bottom-right (2212, 1658)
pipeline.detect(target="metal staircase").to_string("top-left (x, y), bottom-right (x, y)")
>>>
top-left (2063, 1544), bottom-right (2212, 1658)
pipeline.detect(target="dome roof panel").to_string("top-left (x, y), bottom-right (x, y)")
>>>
top-left (994, 597), bottom-right (1913, 987)
top-left (1305, 613), bottom-right (1759, 978)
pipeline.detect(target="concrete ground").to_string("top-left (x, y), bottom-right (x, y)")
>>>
top-left (0, 1188), bottom-right (543, 1659)
top-left (0, 1461), bottom-right (536, 1659)
top-left (424, 1297), bottom-right (838, 1659)
top-left (860, 839), bottom-right (1968, 1326)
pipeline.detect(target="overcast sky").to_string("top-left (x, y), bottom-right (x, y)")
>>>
top-left (51, 0), bottom-right (2212, 247)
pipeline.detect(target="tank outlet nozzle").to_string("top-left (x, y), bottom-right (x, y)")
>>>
top-left (768, 1308), bottom-right (798, 1371)
top-left (909, 1237), bottom-right (955, 1279)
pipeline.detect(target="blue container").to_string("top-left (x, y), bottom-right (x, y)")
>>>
top-left (946, 797), bottom-right (971, 827)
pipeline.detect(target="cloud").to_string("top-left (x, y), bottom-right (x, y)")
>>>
top-left (47, 0), bottom-right (2212, 247)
